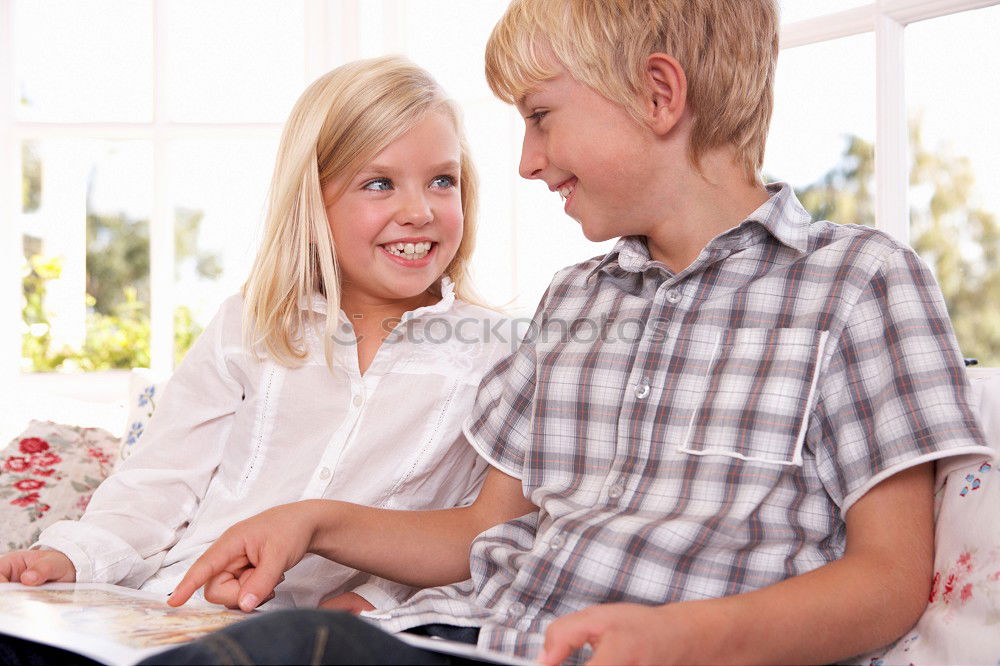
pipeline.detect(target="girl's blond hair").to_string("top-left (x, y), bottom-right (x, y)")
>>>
top-left (485, 0), bottom-right (780, 185)
top-left (242, 55), bottom-right (480, 369)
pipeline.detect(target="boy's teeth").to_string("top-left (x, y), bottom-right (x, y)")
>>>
top-left (559, 184), bottom-right (575, 201)
top-left (383, 241), bottom-right (432, 260)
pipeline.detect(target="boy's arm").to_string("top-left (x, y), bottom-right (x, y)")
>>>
top-left (168, 466), bottom-right (534, 611)
top-left (541, 462), bottom-right (934, 666)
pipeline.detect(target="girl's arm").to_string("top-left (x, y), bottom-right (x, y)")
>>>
top-left (169, 466), bottom-right (534, 611)
top-left (539, 463), bottom-right (934, 665)
top-left (32, 298), bottom-right (244, 586)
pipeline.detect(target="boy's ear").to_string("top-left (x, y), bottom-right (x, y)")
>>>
top-left (643, 53), bottom-right (687, 136)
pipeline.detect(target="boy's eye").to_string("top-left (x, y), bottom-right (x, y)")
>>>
top-left (362, 178), bottom-right (392, 191)
top-left (527, 110), bottom-right (548, 125)
top-left (430, 175), bottom-right (457, 188)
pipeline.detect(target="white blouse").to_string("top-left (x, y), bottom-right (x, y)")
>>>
top-left (37, 279), bottom-right (515, 609)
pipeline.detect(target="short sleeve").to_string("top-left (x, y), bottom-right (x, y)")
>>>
top-left (810, 247), bottom-right (993, 515)
top-left (463, 291), bottom-right (549, 479)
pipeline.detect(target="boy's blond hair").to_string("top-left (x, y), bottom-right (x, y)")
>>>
top-left (243, 55), bottom-right (480, 369)
top-left (485, 0), bottom-right (779, 185)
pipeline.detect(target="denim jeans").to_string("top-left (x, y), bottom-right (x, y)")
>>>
top-left (140, 610), bottom-right (487, 665)
top-left (0, 635), bottom-right (103, 666)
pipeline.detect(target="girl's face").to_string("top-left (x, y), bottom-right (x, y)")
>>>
top-left (323, 111), bottom-right (464, 310)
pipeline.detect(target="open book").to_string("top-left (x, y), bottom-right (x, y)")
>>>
top-left (0, 583), bottom-right (250, 665)
top-left (0, 583), bottom-right (534, 666)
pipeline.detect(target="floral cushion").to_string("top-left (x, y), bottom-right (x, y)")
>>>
top-left (0, 420), bottom-right (119, 553)
top-left (116, 368), bottom-right (169, 469)
top-left (867, 373), bottom-right (1000, 665)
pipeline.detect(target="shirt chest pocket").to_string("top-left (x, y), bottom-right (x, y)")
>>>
top-left (678, 327), bottom-right (829, 466)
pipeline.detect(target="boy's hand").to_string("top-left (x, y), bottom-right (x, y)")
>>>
top-left (539, 602), bottom-right (718, 666)
top-left (319, 591), bottom-right (376, 614)
top-left (0, 549), bottom-right (76, 585)
top-left (168, 502), bottom-right (319, 611)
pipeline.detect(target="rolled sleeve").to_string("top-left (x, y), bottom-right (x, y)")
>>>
top-left (463, 292), bottom-right (548, 480)
top-left (811, 247), bottom-right (993, 515)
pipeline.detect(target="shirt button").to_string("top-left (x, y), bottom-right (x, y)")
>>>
top-left (608, 482), bottom-right (624, 499)
top-left (319, 467), bottom-right (331, 480)
top-left (507, 602), bottom-right (526, 618)
top-left (666, 289), bottom-right (681, 304)
top-left (634, 381), bottom-right (650, 399)
top-left (352, 394), bottom-right (363, 407)
top-left (549, 533), bottom-right (566, 550)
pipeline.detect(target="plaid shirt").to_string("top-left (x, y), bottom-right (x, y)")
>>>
top-left (366, 183), bottom-right (992, 660)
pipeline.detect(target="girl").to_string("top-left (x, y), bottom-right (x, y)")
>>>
top-left (0, 55), bottom-right (512, 613)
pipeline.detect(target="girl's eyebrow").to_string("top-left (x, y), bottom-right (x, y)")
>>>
top-left (361, 159), bottom-right (460, 175)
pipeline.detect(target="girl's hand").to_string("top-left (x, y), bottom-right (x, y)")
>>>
top-left (0, 549), bottom-right (76, 585)
top-left (319, 591), bottom-right (376, 614)
top-left (169, 502), bottom-right (320, 611)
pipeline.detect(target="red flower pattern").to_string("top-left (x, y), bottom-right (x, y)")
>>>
top-left (929, 571), bottom-right (941, 602)
top-left (3, 456), bottom-right (31, 473)
top-left (32, 452), bottom-right (61, 467)
top-left (19, 438), bottom-right (49, 454)
top-left (11, 492), bottom-right (40, 507)
top-left (86, 447), bottom-right (112, 464)
top-left (942, 573), bottom-right (957, 603)
top-left (13, 479), bottom-right (45, 491)
top-left (957, 551), bottom-right (973, 572)
top-left (960, 583), bottom-right (974, 604)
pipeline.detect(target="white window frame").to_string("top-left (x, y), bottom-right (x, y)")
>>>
top-left (0, 0), bottom-right (375, 379)
top-left (2, 0), bottom-right (997, 382)
top-left (781, 0), bottom-right (1000, 244)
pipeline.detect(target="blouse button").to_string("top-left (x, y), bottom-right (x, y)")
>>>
top-left (319, 467), bottom-right (331, 480)
top-left (352, 394), bottom-right (363, 408)
top-left (608, 482), bottom-right (624, 499)
top-left (549, 533), bottom-right (566, 550)
top-left (666, 289), bottom-right (682, 304)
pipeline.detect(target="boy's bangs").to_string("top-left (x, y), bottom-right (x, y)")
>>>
top-left (485, 9), bottom-right (560, 105)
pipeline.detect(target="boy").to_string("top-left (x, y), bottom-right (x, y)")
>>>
top-left (23, 0), bottom-right (994, 663)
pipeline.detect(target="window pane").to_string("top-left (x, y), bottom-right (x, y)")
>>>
top-left (167, 138), bottom-right (277, 361)
top-left (401, 0), bottom-right (509, 100)
top-left (21, 140), bottom-right (152, 372)
top-left (778, 0), bottom-right (871, 24)
top-left (764, 32), bottom-right (875, 226)
top-left (907, 6), bottom-right (1000, 366)
top-left (14, 0), bottom-right (153, 122)
top-left (163, 0), bottom-right (305, 123)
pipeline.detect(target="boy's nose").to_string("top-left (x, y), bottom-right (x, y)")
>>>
top-left (518, 133), bottom-right (546, 180)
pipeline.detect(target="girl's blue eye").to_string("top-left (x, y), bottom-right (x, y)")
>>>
top-left (363, 178), bottom-right (392, 191)
top-left (431, 175), bottom-right (457, 188)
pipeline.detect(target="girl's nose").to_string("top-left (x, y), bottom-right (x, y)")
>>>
top-left (397, 193), bottom-right (433, 226)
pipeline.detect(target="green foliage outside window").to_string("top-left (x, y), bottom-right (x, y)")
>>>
top-left (793, 119), bottom-right (1000, 366)
top-left (21, 255), bottom-right (202, 371)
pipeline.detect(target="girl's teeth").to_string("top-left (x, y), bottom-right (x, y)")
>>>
top-left (559, 185), bottom-right (574, 201)
top-left (383, 241), bottom-right (432, 260)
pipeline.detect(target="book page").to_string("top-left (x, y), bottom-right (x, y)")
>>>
top-left (396, 631), bottom-right (537, 666)
top-left (0, 583), bottom-right (250, 666)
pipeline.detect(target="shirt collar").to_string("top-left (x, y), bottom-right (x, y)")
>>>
top-left (731, 181), bottom-right (812, 255)
top-left (587, 182), bottom-right (812, 281)
top-left (300, 276), bottom-right (457, 322)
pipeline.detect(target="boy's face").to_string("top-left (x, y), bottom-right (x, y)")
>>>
top-left (515, 64), bottom-right (661, 241)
